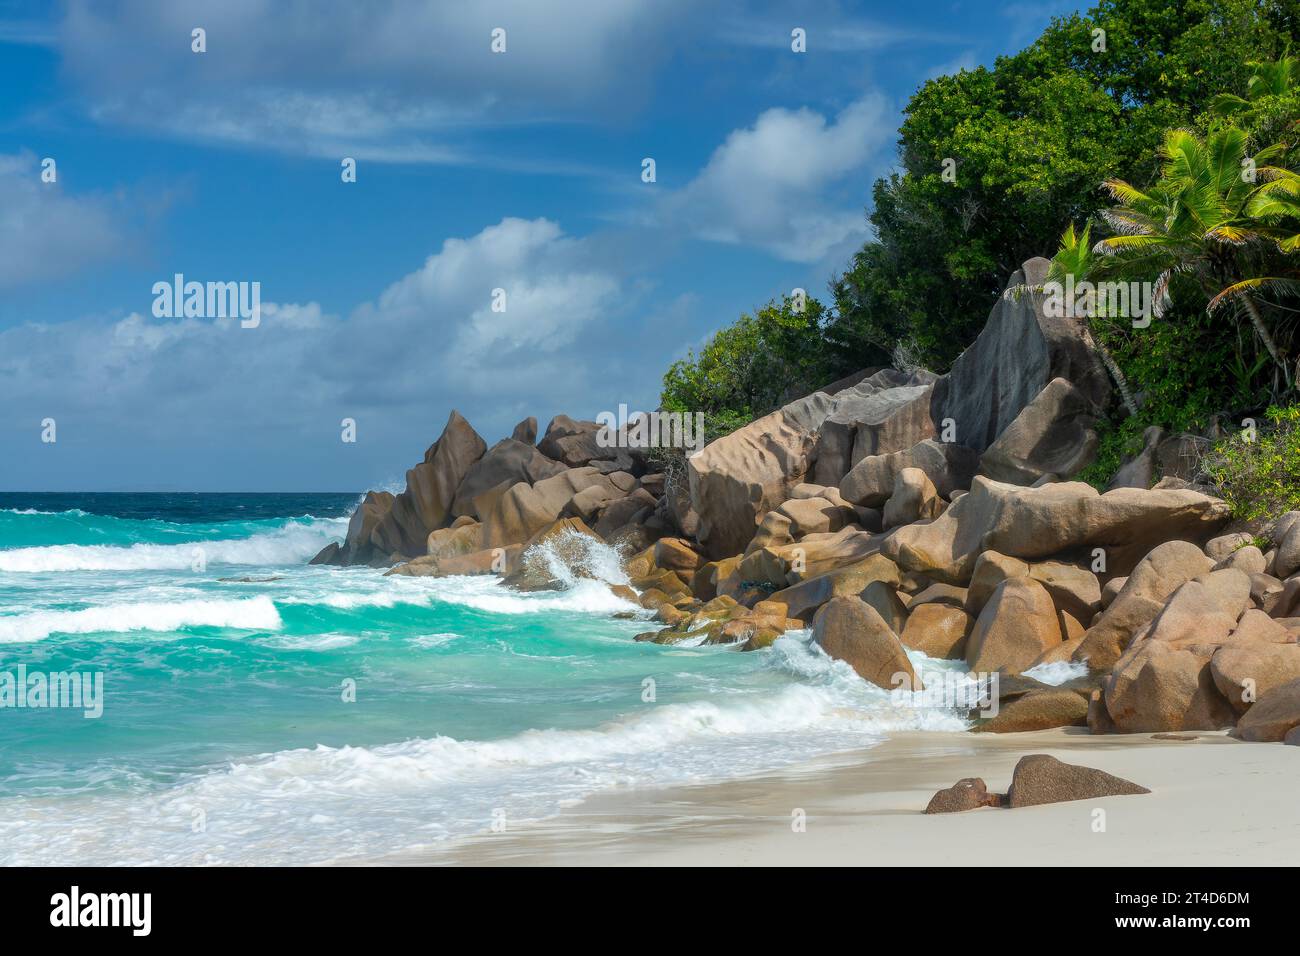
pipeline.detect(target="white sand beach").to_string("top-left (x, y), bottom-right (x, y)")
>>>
top-left (377, 730), bottom-right (1300, 866)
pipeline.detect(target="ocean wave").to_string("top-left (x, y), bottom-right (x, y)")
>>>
top-left (408, 632), bottom-right (462, 648)
top-left (0, 634), bottom-right (969, 865)
top-left (277, 567), bottom-right (638, 617)
top-left (430, 576), bottom-right (638, 616)
top-left (0, 596), bottom-right (282, 643)
top-left (0, 518), bottom-right (345, 573)
top-left (254, 632), bottom-right (359, 651)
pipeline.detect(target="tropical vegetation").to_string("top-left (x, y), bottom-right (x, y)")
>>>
top-left (661, 0), bottom-right (1300, 503)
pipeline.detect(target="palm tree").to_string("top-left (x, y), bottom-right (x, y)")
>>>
top-left (1046, 223), bottom-right (1141, 416)
top-left (1093, 127), bottom-right (1292, 391)
top-left (1212, 46), bottom-right (1299, 120)
top-left (1004, 223), bottom-right (1140, 416)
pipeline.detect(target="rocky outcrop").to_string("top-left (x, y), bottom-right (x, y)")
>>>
top-left (332, 490), bottom-right (395, 565)
top-left (687, 392), bottom-right (835, 559)
top-left (378, 411), bottom-right (487, 556)
top-left (840, 439), bottom-right (979, 507)
top-left (311, 243), bottom-right (1300, 753)
top-left (883, 477), bottom-right (1229, 585)
top-left (977, 378), bottom-right (1100, 485)
top-left (810, 370), bottom-right (937, 486)
top-left (450, 439), bottom-right (566, 518)
top-left (929, 258), bottom-right (1111, 455)
top-left (314, 411), bottom-right (486, 565)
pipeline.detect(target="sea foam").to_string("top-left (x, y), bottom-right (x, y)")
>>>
top-left (0, 596), bottom-right (282, 643)
top-left (0, 631), bottom-right (970, 866)
top-left (0, 518), bottom-right (344, 573)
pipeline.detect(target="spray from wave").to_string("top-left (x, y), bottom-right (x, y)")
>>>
top-left (0, 517), bottom-right (346, 573)
top-left (0, 596), bottom-right (283, 644)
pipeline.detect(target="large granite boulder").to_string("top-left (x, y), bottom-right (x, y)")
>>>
top-left (882, 467), bottom-right (943, 529)
top-left (531, 467), bottom-right (612, 517)
top-left (965, 577), bottom-right (1063, 674)
top-left (538, 415), bottom-right (636, 471)
top-left (475, 481), bottom-right (557, 550)
top-left (1102, 640), bottom-right (1237, 732)
top-left (1211, 642), bottom-right (1300, 714)
top-left (882, 477), bottom-right (1230, 585)
top-left (974, 689), bottom-right (1089, 733)
top-left (687, 391), bottom-right (836, 559)
top-left (812, 596), bottom-right (919, 690)
top-left (321, 489), bottom-right (394, 565)
top-left (775, 496), bottom-right (857, 538)
top-left (1274, 516), bottom-right (1300, 579)
top-left (1136, 570), bottom-right (1250, 650)
top-left (1073, 541), bottom-right (1214, 670)
top-left (771, 553), bottom-right (900, 621)
top-left (1232, 677), bottom-right (1300, 741)
top-left (810, 370), bottom-right (938, 486)
top-left (899, 603), bottom-right (970, 659)
top-left (369, 410), bottom-right (487, 557)
top-left (592, 488), bottom-right (658, 541)
top-left (510, 416), bottom-right (538, 444)
top-left (977, 377), bottom-right (1100, 485)
top-left (561, 483), bottom-right (627, 522)
top-left (929, 257), bottom-right (1111, 454)
top-left (425, 521), bottom-right (483, 563)
top-left (839, 439), bottom-right (979, 508)
top-left (501, 517), bottom-right (605, 591)
top-left (450, 439), bottom-right (566, 518)
top-left (1107, 425), bottom-right (1166, 490)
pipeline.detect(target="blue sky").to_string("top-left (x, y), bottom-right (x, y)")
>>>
top-left (0, 0), bottom-right (1082, 491)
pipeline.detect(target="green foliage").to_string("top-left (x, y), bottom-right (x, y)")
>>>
top-left (659, 295), bottom-right (864, 443)
top-left (661, 0), bottom-right (1300, 483)
top-left (833, 0), bottom-right (1295, 371)
top-left (1077, 299), bottom-right (1245, 488)
top-left (1203, 404), bottom-right (1300, 519)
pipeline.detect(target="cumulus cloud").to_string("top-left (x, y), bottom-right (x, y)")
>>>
top-left (54, 0), bottom-right (690, 162)
top-left (366, 218), bottom-right (620, 360)
top-left (663, 94), bottom-right (891, 262)
top-left (0, 151), bottom-right (131, 288)
top-left (0, 217), bottom-right (672, 488)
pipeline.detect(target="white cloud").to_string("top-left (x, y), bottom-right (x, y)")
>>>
top-left (665, 94), bottom-right (891, 262)
top-left (0, 218), bottom-right (653, 487)
top-left (0, 152), bottom-right (130, 288)
top-left (342, 217), bottom-right (626, 394)
top-left (54, 0), bottom-right (690, 162)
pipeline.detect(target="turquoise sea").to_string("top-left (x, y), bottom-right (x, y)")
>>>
top-left (0, 493), bottom-right (971, 865)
